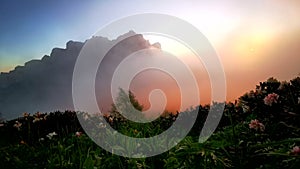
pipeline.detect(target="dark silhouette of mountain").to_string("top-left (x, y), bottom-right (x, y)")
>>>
top-left (0, 31), bottom-right (160, 120)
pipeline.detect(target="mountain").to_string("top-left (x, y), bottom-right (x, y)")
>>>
top-left (0, 31), bottom-right (161, 120)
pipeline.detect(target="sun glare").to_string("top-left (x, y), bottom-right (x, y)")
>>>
top-left (233, 29), bottom-right (274, 65)
top-left (143, 34), bottom-right (204, 72)
top-left (143, 34), bottom-right (193, 57)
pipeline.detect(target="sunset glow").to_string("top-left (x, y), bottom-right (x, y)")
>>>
top-left (1, 1), bottom-right (300, 167)
top-left (1, 0), bottom-right (300, 115)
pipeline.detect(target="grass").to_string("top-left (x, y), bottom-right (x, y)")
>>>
top-left (0, 76), bottom-right (300, 168)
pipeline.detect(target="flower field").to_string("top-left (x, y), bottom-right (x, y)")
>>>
top-left (0, 76), bottom-right (300, 169)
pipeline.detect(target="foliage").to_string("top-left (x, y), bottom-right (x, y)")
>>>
top-left (109, 88), bottom-right (144, 123)
top-left (0, 76), bottom-right (300, 168)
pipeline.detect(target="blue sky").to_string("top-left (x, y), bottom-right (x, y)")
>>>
top-left (1, 0), bottom-right (188, 72)
top-left (0, 0), bottom-right (129, 71)
top-left (2, 0), bottom-right (299, 71)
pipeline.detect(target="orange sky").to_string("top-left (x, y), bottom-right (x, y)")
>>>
top-left (134, 4), bottom-right (300, 111)
top-left (138, 0), bottom-right (300, 108)
top-left (1, 0), bottom-right (300, 114)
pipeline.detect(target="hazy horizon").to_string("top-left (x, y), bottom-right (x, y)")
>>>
top-left (1, 0), bottom-right (300, 119)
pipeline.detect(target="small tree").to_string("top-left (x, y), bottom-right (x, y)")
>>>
top-left (109, 88), bottom-right (144, 122)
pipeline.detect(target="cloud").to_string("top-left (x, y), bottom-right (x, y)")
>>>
top-left (0, 31), bottom-right (214, 120)
top-left (0, 32), bottom-right (170, 120)
top-left (0, 39), bottom-right (83, 120)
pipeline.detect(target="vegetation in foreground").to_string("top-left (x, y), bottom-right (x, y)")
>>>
top-left (0, 76), bottom-right (300, 169)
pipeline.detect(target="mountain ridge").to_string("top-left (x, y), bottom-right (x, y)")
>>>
top-left (0, 31), bottom-right (161, 120)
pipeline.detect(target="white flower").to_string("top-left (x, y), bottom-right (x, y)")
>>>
top-left (23, 112), bottom-right (29, 117)
top-left (39, 138), bottom-right (45, 141)
top-left (13, 121), bottom-right (22, 130)
top-left (98, 122), bottom-right (106, 128)
top-left (44, 114), bottom-right (49, 120)
top-left (46, 132), bottom-right (57, 139)
top-left (33, 118), bottom-right (40, 123)
top-left (83, 113), bottom-right (89, 120)
top-left (109, 117), bottom-right (113, 123)
top-left (75, 131), bottom-right (83, 137)
top-left (241, 104), bottom-right (250, 113)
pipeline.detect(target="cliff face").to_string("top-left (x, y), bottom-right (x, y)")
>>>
top-left (0, 32), bottom-right (158, 120)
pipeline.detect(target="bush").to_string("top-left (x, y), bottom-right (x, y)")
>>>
top-left (0, 76), bottom-right (300, 168)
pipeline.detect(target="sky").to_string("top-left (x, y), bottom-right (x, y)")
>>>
top-left (1, 0), bottom-right (300, 104)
